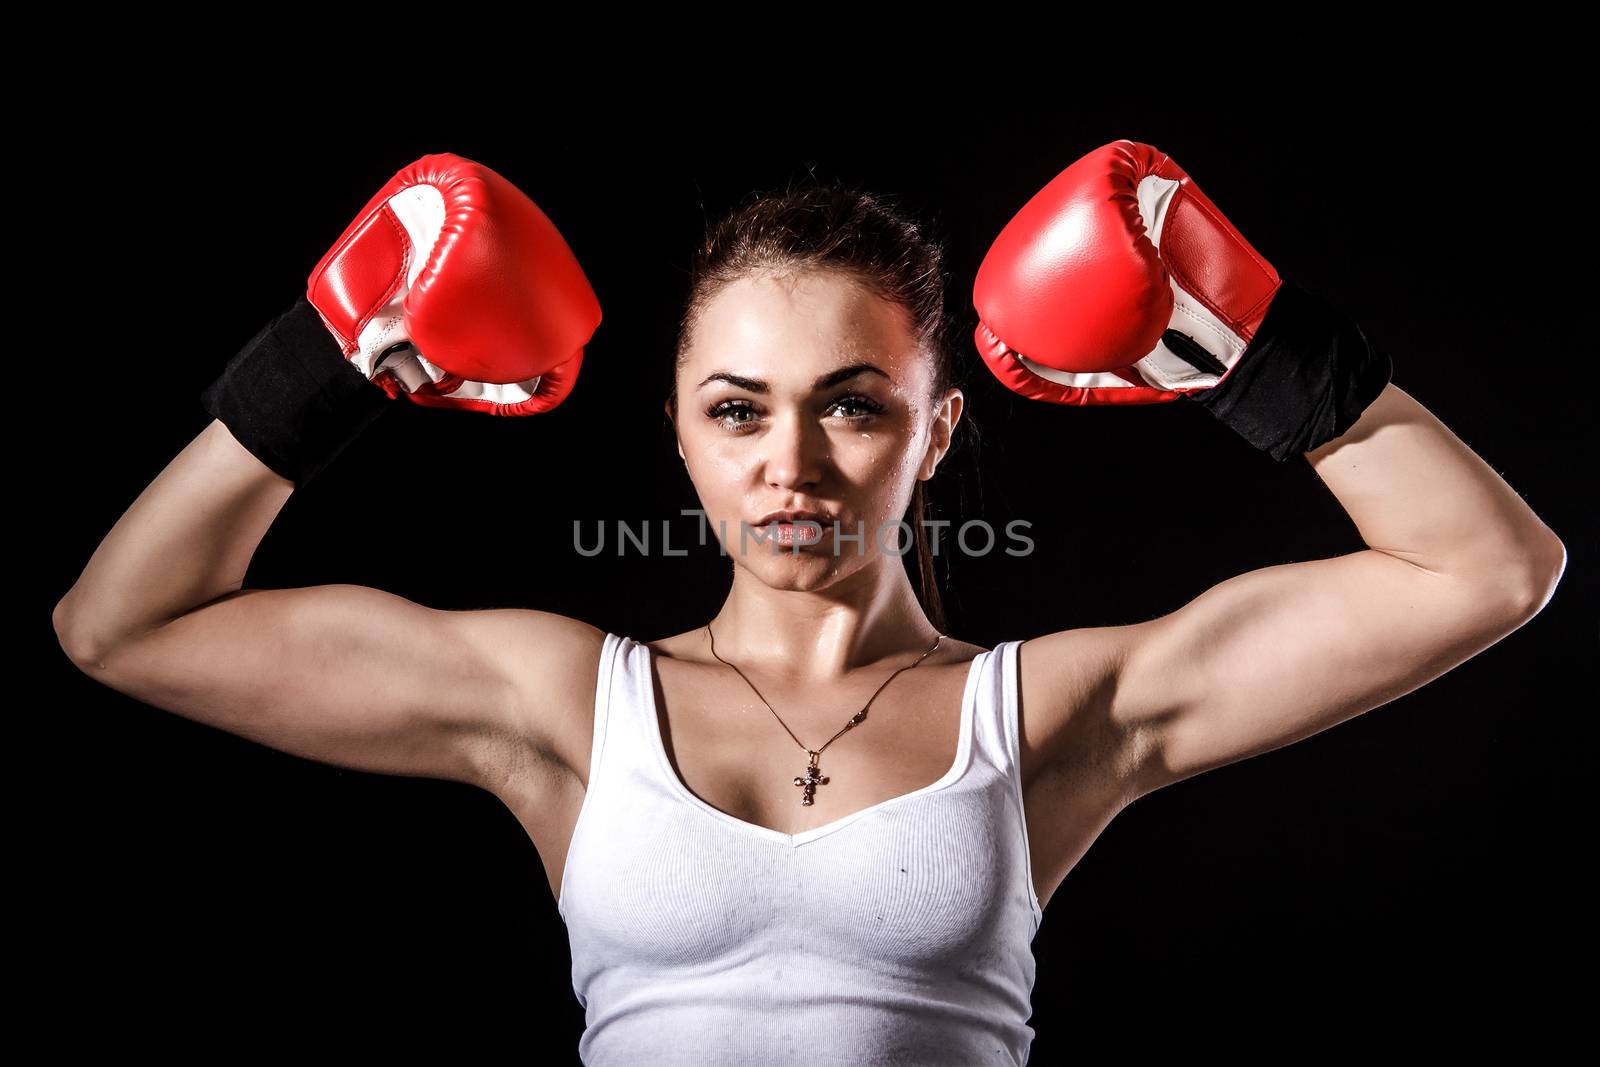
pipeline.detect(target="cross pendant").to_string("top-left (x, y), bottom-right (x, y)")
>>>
top-left (792, 750), bottom-right (829, 806)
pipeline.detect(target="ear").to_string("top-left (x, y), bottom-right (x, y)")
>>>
top-left (664, 398), bottom-right (686, 462)
top-left (919, 389), bottom-right (964, 480)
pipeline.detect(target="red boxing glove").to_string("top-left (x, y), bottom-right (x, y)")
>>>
top-left (308, 152), bottom-right (602, 415)
top-left (972, 139), bottom-right (1280, 406)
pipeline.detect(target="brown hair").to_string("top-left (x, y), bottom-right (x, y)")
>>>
top-left (664, 178), bottom-right (971, 633)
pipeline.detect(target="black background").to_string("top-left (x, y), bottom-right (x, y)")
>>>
top-left (31, 70), bottom-right (1594, 1061)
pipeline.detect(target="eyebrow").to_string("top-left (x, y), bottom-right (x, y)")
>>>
top-left (695, 362), bottom-right (891, 393)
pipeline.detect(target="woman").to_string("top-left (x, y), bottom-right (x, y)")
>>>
top-left (52, 144), bottom-right (1566, 1065)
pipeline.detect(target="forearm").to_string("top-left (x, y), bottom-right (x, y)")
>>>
top-left (54, 419), bottom-right (294, 658)
top-left (1303, 382), bottom-right (1566, 602)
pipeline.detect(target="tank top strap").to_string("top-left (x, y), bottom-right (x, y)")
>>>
top-left (965, 639), bottom-right (1026, 779)
top-left (585, 631), bottom-right (624, 780)
top-left (585, 632), bottom-right (673, 798)
top-left (589, 631), bottom-right (661, 782)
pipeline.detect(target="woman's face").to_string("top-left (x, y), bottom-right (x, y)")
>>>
top-left (670, 269), bottom-right (962, 591)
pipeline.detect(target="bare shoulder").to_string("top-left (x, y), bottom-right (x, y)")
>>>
top-left (449, 608), bottom-right (609, 786)
top-left (1016, 620), bottom-right (1170, 803)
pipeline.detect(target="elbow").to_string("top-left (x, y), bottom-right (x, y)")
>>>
top-left (53, 593), bottom-right (93, 666)
top-left (1506, 530), bottom-right (1567, 619)
top-left (53, 590), bottom-right (109, 669)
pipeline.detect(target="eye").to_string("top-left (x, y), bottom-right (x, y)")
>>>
top-left (828, 393), bottom-right (886, 420)
top-left (705, 398), bottom-right (759, 433)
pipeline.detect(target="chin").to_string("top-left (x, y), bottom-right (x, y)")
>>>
top-left (741, 551), bottom-right (857, 590)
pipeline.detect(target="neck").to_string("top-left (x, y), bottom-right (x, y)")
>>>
top-left (707, 556), bottom-right (942, 682)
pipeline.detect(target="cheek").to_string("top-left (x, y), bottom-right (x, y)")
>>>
top-left (693, 438), bottom-right (755, 484)
top-left (842, 438), bottom-right (925, 524)
top-left (843, 425), bottom-right (923, 481)
top-left (835, 416), bottom-right (914, 461)
top-left (680, 442), bottom-right (749, 521)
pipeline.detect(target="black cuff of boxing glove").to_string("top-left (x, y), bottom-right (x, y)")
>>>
top-left (200, 296), bottom-right (394, 486)
top-left (1189, 277), bottom-right (1393, 463)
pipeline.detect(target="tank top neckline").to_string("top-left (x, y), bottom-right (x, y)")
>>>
top-left (632, 635), bottom-right (988, 849)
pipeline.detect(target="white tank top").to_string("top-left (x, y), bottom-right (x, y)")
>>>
top-left (558, 632), bottom-right (1044, 1066)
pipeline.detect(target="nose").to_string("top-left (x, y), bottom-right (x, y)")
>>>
top-left (761, 410), bottom-right (827, 490)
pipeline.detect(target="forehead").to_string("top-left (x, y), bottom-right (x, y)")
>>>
top-left (685, 270), bottom-right (919, 376)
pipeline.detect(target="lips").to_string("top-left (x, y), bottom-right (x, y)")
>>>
top-left (755, 509), bottom-right (836, 526)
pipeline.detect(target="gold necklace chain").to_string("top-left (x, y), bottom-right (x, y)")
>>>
top-left (704, 624), bottom-right (945, 806)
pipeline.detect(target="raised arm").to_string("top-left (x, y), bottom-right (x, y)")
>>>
top-left (54, 152), bottom-right (604, 795)
top-left (975, 139), bottom-right (1565, 813)
top-left (53, 418), bottom-right (604, 791)
top-left (1020, 384), bottom-right (1564, 806)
